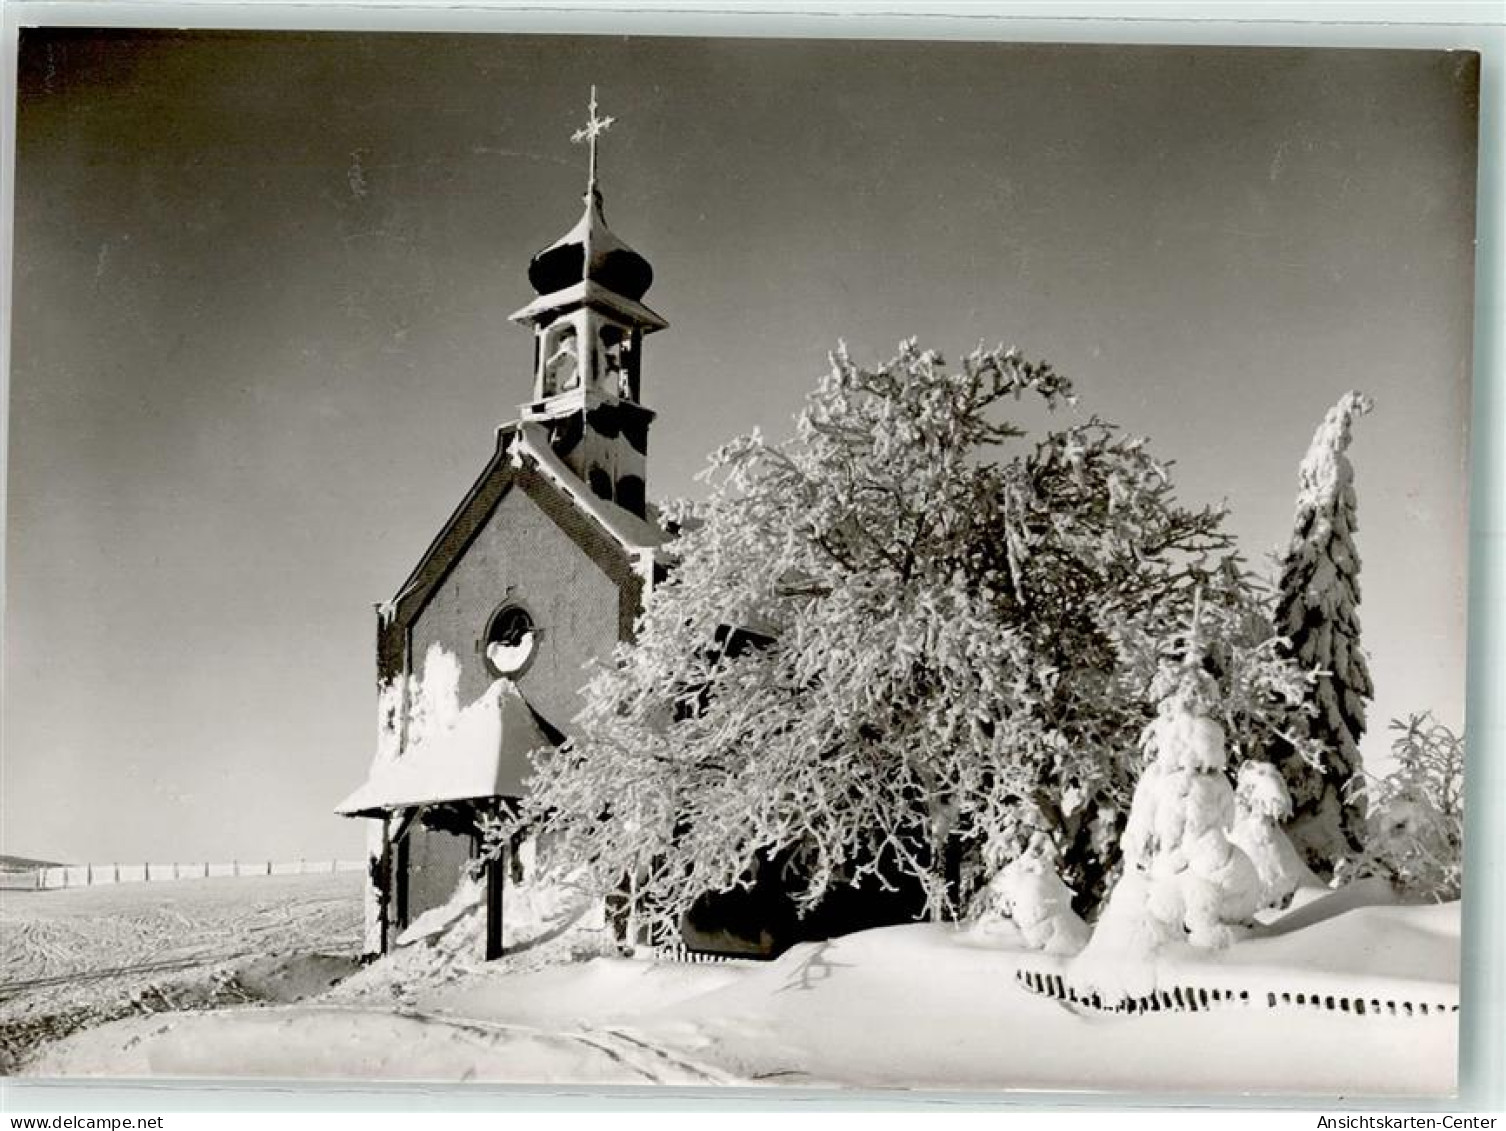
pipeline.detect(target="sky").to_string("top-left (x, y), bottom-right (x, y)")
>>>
top-left (2, 31), bottom-right (1479, 865)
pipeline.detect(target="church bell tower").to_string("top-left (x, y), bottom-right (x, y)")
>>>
top-left (509, 88), bottom-right (667, 519)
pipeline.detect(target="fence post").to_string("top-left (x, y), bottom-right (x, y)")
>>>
top-left (173, 862), bottom-right (179, 880)
top-left (204, 861), bottom-right (209, 878)
top-left (114, 862), bottom-right (120, 883)
top-left (233, 859), bottom-right (239, 877)
top-left (86, 862), bottom-right (93, 886)
top-left (265, 860), bottom-right (272, 876)
top-left (144, 862), bottom-right (150, 883)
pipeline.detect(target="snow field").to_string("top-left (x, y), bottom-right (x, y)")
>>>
top-left (1, 872), bottom-right (363, 1072)
top-left (23, 892), bottom-right (1459, 1096)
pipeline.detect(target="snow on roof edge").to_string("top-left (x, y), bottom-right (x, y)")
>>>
top-left (335, 679), bottom-right (554, 818)
top-left (513, 422), bottom-right (666, 561)
top-left (381, 425), bottom-right (524, 622)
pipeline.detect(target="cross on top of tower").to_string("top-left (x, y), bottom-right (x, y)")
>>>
top-left (571, 85), bottom-right (615, 199)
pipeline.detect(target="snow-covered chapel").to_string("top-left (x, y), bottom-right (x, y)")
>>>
top-left (336, 92), bottom-right (669, 958)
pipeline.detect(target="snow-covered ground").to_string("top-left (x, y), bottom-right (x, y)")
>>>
top-left (1, 872), bottom-right (363, 1072)
top-left (16, 879), bottom-right (1458, 1097)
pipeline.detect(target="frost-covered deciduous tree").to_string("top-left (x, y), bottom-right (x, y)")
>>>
top-left (524, 340), bottom-right (1308, 939)
top-left (1363, 713), bottom-right (1465, 902)
top-left (1269, 391), bottom-right (1374, 877)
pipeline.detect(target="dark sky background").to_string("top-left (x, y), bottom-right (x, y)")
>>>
top-left (3, 31), bottom-right (1478, 864)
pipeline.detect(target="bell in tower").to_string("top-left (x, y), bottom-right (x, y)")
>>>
top-left (508, 88), bottom-right (667, 519)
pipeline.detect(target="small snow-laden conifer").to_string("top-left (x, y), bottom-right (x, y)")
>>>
top-left (1127, 651), bottom-right (1262, 949)
top-left (971, 833), bottom-right (1089, 955)
top-left (525, 341), bottom-right (1308, 941)
top-left (1229, 761), bottom-right (1313, 910)
top-left (1068, 870), bottom-right (1179, 1001)
top-left (1072, 609), bottom-right (1263, 999)
top-left (1269, 391), bottom-right (1374, 877)
top-left (1362, 713), bottom-right (1465, 902)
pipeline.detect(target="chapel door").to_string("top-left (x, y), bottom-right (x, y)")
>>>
top-left (400, 823), bottom-right (474, 927)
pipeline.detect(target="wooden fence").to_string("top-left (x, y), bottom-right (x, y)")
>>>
top-left (0, 859), bottom-right (366, 891)
top-left (1015, 966), bottom-right (1459, 1019)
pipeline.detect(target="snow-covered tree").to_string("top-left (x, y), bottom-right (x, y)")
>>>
top-left (970, 833), bottom-right (1089, 955)
top-left (1229, 760), bottom-right (1312, 910)
top-left (1362, 713), bottom-right (1465, 902)
top-left (1269, 391), bottom-right (1374, 876)
top-left (523, 340), bottom-right (1309, 940)
top-left (1071, 624), bottom-right (1263, 999)
top-left (1121, 648), bottom-right (1262, 949)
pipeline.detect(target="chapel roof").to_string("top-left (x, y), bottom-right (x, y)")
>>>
top-left (373, 422), bottom-right (664, 670)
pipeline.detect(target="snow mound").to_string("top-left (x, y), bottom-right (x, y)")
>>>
top-left (1265, 874), bottom-right (1394, 931)
top-left (1034, 896), bottom-right (1458, 1017)
top-left (333, 873), bottom-right (605, 1007)
top-left (397, 876), bottom-right (483, 948)
top-left (1237, 896), bottom-right (1459, 986)
top-left (647, 920), bottom-right (1454, 1094)
top-left (421, 954), bottom-right (744, 1030)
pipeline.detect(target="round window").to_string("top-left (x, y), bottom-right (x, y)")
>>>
top-left (484, 605), bottom-right (536, 677)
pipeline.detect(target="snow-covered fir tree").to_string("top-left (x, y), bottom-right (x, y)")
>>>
top-left (1228, 760), bottom-right (1312, 910)
top-left (1120, 643), bottom-right (1263, 950)
top-left (1269, 391), bottom-right (1374, 876)
top-left (521, 341), bottom-right (1312, 940)
top-left (1071, 617), bottom-right (1264, 1000)
top-left (970, 833), bottom-right (1089, 955)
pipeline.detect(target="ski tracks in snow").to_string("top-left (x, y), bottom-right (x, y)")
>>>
top-left (587, 1025), bottom-right (737, 1085)
top-left (410, 1009), bottom-right (735, 1084)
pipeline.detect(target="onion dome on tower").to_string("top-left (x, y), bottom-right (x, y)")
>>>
top-left (525, 189), bottom-right (654, 303)
top-left (509, 87), bottom-right (667, 519)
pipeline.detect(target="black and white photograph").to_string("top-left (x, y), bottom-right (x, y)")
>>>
top-left (1, 21), bottom-right (1483, 1099)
